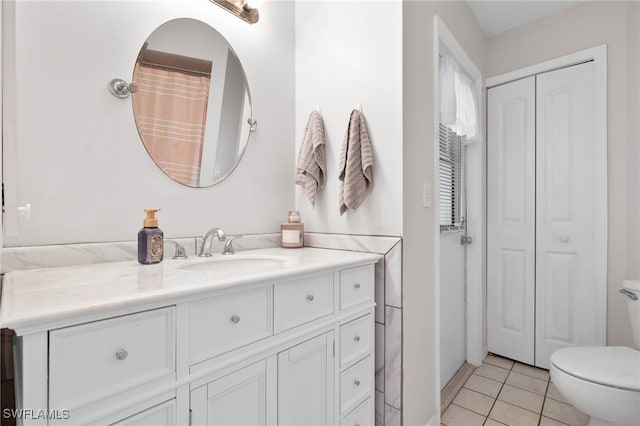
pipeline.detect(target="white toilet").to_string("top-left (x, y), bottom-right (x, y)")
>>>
top-left (550, 280), bottom-right (640, 426)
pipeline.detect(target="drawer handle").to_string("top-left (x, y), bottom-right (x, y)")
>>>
top-left (354, 378), bottom-right (360, 386)
top-left (115, 348), bottom-right (128, 361)
top-left (306, 294), bottom-right (315, 302)
top-left (353, 335), bottom-right (360, 342)
top-left (355, 423), bottom-right (360, 426)
top-left (230, 315), bottom-right (241, 324)
top-left (354, 283), bottom-right (361, 289)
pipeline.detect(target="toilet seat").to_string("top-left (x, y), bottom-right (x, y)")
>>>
top-left (550, 346), bottom-right (640, 391)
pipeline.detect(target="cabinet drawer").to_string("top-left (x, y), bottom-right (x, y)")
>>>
top-left (49, 307), bottom-right (175, 410)
top-left (190, 286), bottom-right (273, 364)
top-left (339, 356), bottom-right (372, 416)
top-left (274, 274), bottom-right (334, 332)
top-left (340, 397), bottom-right (372, 426)
top-left (339, 315), bottom-right (372, 368)
top-left (340, 266), bottom-right (373, 310)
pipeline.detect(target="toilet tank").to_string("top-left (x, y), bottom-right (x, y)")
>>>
top-left (623, 280), bottom-right (640, 349)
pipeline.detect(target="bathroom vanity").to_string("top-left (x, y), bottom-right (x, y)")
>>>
top-left (0, 247), bottom-right (380, 425)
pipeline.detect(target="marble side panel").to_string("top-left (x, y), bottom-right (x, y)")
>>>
top-left (375, 259), bottom-right (385, 323)
top-left (384, 403), bottom-right (401, 426)
top-left (304, 233), bottom-right (401, 255)
top-left (1, 234), bottom-right (281, 274)
top-left (384, 306), bottom-right (402, 409)
top-left (384, 242), bottom-right (402, 308)
top-left (375, 322), bottom-right (385, 392)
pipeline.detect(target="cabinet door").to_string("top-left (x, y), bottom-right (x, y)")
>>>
top-left (487, 76), bottom-right (536, 365)
top-left (278, 332), bottom-right (334, 426)
top-left (111, 399), bottom-right (176, 425)
top-left (190, 358), bottom-right (276, 426)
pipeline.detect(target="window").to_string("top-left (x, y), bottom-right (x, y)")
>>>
top-left (439, 123), bottom-right (465, 232)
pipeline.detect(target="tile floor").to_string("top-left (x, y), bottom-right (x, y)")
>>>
top-left (441, 354), bottom-right (591, 426)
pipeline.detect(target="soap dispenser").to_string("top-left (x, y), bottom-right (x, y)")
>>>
top-left (138, 209), bottom-right (163, 264)
top-left (281, 210), bottom-right (304, 248)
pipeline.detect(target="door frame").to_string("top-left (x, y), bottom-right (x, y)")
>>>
top-left (486, 45), bottom-right (609, 348)
top-left (433, 15), bottom-right (486, 399)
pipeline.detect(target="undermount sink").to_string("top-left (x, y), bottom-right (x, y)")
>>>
top-left (176, 255), bottom-right (287, 274)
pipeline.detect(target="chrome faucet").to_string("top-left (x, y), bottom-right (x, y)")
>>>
top-left (165, 240), bottom-right (188, 259)
top-left (222, 235), bottom-right (243, 255)
top-left (198, 228), bottom-right (226, 257)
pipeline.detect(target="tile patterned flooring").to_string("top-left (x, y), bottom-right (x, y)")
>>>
top-left (441, 354), bottom-right (591, 426)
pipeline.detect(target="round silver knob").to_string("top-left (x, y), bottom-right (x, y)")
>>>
top-left (230, 315), bottom-right (241, 324)
top-left (354, 283), bottom-right (361, 289)
top-left (306, 294), bottom-right (315, 302)
top-left (560, 236), bottom-right (570, 243)
top-left (353, 335), bottom-right (360, 342)
top-left (354, 379), bottom-right (360, 386)
top-left (115, 348), bottom-right (128, 361)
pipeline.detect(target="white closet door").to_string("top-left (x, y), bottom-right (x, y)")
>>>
top-left (487, 76), bottom-right (536, 365)
top-left (535, 61), bottom-right (599, 368)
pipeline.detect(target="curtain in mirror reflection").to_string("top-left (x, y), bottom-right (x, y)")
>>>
top-left (132, 56), bottom-right (212, 186)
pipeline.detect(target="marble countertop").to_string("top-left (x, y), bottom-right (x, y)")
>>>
top-left (0, 247), bottom-right (381, 332)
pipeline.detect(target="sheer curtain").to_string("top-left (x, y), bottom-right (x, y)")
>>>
top-left (439, 54), bottom-right (479, 143)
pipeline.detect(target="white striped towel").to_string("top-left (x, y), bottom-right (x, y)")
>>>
top-left (296, 111), bottom-right (326, 206)
top-left (338, 109), bottom-right (373, 215)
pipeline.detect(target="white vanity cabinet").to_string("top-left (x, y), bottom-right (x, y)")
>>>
top-left (3, 249), bottom-right (378, 426)
top-left (187, 266), bottom-right (374, 426)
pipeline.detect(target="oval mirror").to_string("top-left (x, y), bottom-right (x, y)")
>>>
top-left (132, 18), bottom-right (253, 187)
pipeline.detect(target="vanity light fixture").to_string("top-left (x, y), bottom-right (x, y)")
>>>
top-left (210, 0), bottom-right (259, 24)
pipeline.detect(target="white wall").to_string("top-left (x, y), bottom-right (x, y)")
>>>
top-left (3, 0), bottom-right (295, 246)
top-left (403, 2), bottom-right (485, 424)
top-left (485, 0), bottom-right (640, 348)
top-left (294, 1), bottom-right (403, 237)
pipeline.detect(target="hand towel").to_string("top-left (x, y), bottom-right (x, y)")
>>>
top-left (338, 110), bottom-right (373, 215)
top-left (296, 111), bottom-right (326, 206)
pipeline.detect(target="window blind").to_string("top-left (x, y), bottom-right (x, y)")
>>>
top-left (439, 123), bottom-right (465, 232)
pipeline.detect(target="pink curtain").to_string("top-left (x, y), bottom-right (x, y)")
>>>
top-left (132, 63), bottom-right (211, 186)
